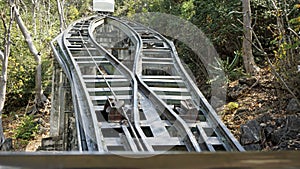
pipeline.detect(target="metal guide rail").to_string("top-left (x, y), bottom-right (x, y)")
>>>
top-left (50, 15), bottom-right (245, 153)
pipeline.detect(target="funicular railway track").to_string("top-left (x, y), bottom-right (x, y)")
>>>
top-left (50, 15), bottom-right (245, 153)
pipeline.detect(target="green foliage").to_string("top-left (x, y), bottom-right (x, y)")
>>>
top-left (191, 0), bottom-right (242, 57)
top-left (115, 0), bottom-right (150, 16)
top-left (115, 0), bottom-right (184, 16)
top-left (226, 102), bottom-right (239, 111)
top-left (115, 0), bottom-right (247, 85)
top-left (215, 51), bottom-right (245, 82)
top-left (7, 50), bottom-right (36, 96)
top-left (65, 0), bottom-right (93, 21)
top-left (42, 57), bottom-right (53, 95)
top-left (1, 1), bottom-right (56, 110)
top-left (289, 16), bottom-right (300, 31)
top-left (14, 115), bottom-right (38, 140)
top-left (181, 0), bottom-right (195, 20)
top-left (224, 51), bottom-right (242, 73)
top-left (174, 40), bottom-right (209, 88)
top-left (4, 23), bottom-right (54, 108)
top-left (67, 5), bottom-right (80, 20)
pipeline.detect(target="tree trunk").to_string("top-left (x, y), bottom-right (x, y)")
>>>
top-left (242, 0), bottom-right (259, 75)
top-left (12, 1), bottom-right (45, 108)
top-left (31, 0), bottom-right (37, 36)
top-left (47, 0), bottom-right (51, 30)
top-left (0, 46), bottom-right (7, 142)
top-left (57, 0), bottom-right (66, 33)
top-left (0, 50), bottom-right (3, 61)
top-left (0, 3), bottom-right (14, 144)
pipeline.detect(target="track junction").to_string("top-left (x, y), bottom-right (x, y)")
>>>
top-left (50, 15), bottom-right (244, 153)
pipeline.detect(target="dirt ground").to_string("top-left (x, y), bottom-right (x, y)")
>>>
top-left (221, 68), bottom-right (300, 151)
top-left (2, 103), bottom-right (51, 151)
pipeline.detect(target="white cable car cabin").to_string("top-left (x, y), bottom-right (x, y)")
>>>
top-left (93, 0), bottom-right (115, 13)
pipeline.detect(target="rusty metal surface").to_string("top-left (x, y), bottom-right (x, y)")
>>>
top-left (0, 151), bottom-right (300, 169)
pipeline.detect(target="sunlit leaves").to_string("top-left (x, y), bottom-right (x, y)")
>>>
top-left (7, 52), bottom-right (36, 96)
top-left (67, 5), bottom-right (80, 20)
top-left (290, 16), bottom-right (300, 31)
top-left (181, 0), bottom-right (195, 20)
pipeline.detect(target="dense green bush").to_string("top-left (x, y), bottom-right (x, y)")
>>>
top-left (14, 115), bottom-right (38, 140)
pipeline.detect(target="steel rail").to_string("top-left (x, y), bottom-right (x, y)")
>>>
top-left (131, 22), bottom-right (245, 151)
top-left (50, 34), bottom-right (83, 151)
top-left (51, 15), bottom-right (245, 153)
top-left (143, 25), bottom-right (245, 152)
top-left (61, 16), bottom-right (104, 151)
top-left (89, 17), bottom-right (153, 152)
top-left (78, 17), bottom-right (119, 102)
top-left (110, 16), bottom-right (201, 152)
top-left (169, 41), bottom-right (245, 151)
top-left (112, 17), bottom-right (244, 152)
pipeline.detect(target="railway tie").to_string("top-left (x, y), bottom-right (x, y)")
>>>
top-left (51, 15), bottom-right (245, 153)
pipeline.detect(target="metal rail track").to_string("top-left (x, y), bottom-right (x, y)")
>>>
top-left (51, 15), bottom-right (245, 153)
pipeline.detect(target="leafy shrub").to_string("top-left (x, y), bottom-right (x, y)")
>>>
top-left (214, 51), bottom-right (246, 82)
top-left (14, 116), bottom-right (38, 140)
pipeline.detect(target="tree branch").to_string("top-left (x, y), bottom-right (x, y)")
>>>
top-left (252, 30), bottom-right (300, 107)
top-left (13, 4), bottom-right (40, 62)
top-left (11, 0), bottom-right (44, 107)
top-left (0, 0), bottom-right (14, 144)
top-left (0, 50), bottom-right (3, 61)
top-left (288, 27), bottom-right (300, 40)
top-left (57, 0), bottom-right (66, 33)
top-left (228, 11), bottom-right (244, 15)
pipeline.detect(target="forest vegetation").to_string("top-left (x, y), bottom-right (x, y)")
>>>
top-left (0, 0), bottom-right (299, 151)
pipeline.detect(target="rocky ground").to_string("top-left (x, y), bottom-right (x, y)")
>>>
top-left (221, 68), bottom-right (300, 151)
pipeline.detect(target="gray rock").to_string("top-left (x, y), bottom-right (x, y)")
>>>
top-left (0, 138), bottom-right (13, 151)
top-left (287, 98), bottom-right (300, 113)
top-left (240, 120), bottom-right (262, 145)
top-left (244, 144), bottom-right (262, 151)
top-left (227, 84), bottom-right (248, 100)
top-left (270, 115), bottom-right (300, 148)
top-left (287, 115), bottom-right (300, 131)
top-left (210, 96), bottom-right (225, 109)
top-left (264, 126), bottom-right (274, 139)
top-left (272, 128), bottom-right (286, 145)
top-left (257, 113), bottom-right (272, 123)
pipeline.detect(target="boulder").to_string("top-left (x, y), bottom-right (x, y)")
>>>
top-left (0, 138), bottom-right (13, 151)
top-left (287, 98), bottom-right (300, 113)
top-left (287, 115), bottom-right (300, 131)
top-left (240, 120), bottom-right (262, 146)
